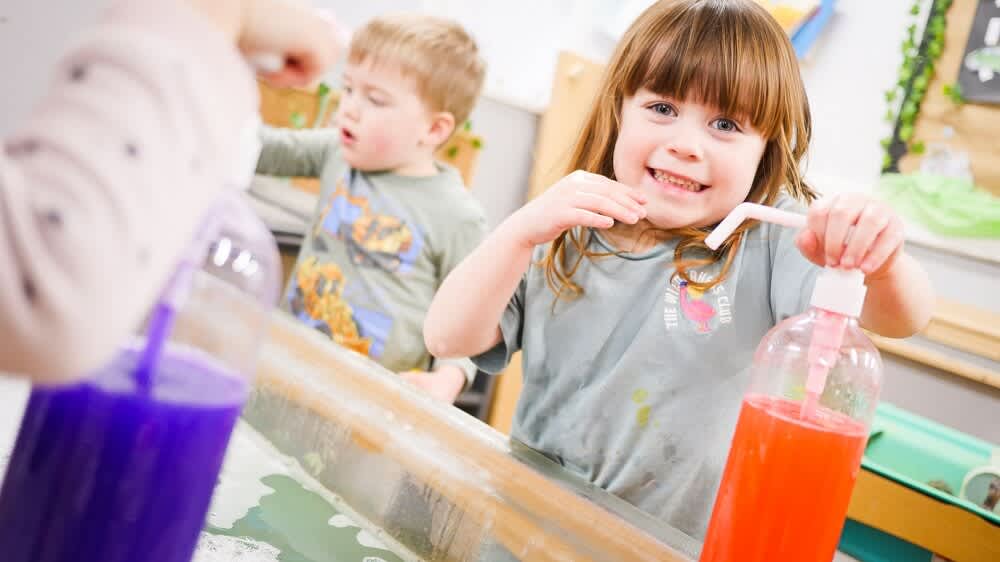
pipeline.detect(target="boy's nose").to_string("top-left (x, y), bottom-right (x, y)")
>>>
top-left (338, 95), bottom-right (361, 120)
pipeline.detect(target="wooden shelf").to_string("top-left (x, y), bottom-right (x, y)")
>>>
top-left (871, 297), bottom-right (999, 391)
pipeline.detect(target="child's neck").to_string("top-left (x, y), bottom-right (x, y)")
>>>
top-left (603, 219), bottom-right (673, 253)
top-left (391, 154), bottom-right (438, 177)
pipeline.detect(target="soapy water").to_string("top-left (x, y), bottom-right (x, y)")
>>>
top-left (200, 422), bottom-right (417, 562)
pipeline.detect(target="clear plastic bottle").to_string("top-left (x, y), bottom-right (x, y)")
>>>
top-left (0, 122), bottom-right (279, 561)
top-left (700, 204), bottom-right (883, 562)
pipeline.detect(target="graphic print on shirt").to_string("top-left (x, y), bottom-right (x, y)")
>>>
top-left (288, 256), bottom-right (373, 356)
top-left (317, 181), bottom-right (422, 273)
top-left (663, 272), bottom-right (733, 334)
top-left (287, 174), bottom-right (425, 359)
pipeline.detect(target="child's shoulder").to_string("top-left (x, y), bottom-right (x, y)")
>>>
top-left (772, 192), bottom-right (808, 213)
top-left (426, 182), bottom-right (486, 232)
top-left (397, 166), bottom-right (483, 214)
top-left (371, 166), bottom-right (486, 237)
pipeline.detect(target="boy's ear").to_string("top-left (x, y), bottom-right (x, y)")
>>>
top-left (422, 111), bottom-right (456, 148)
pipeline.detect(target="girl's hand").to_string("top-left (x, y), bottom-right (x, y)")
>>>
top-left (187, 0), bottom-right (344, 88)
top-left (504, 170), bottom-right (647, 249)
top-left (796, 193), bottom-right (905, 279)
top-left (241, 0), bottom-right (345, 87)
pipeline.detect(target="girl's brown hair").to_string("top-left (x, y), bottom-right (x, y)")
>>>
top-left (542, 0), bottom-right (817, 300)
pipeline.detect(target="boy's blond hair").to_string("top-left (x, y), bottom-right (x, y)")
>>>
top-left (348, 14), bottom-right (485, 128)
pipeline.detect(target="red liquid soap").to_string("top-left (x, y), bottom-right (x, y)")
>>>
top-left (700, 395), bottom-right (867, 562)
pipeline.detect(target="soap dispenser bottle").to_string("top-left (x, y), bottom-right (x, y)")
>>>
top-left (699, 203), bottom-right (883, 562)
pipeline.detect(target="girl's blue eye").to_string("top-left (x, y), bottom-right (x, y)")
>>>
top-left (712, 118), bottom-right (740, 132)
top-left (649, 102), bottom-right (676, 116)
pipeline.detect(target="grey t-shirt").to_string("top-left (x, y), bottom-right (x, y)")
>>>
top-left (257, 126), bottom-right (487, 380)
top-left (473, 196), bottom-right (820, 540)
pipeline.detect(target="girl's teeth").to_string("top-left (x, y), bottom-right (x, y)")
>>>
top-left (652, 169), bottom-right (702, 191)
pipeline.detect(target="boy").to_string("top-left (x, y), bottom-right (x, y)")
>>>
top-left (256, 14), bottom-right (487, 402)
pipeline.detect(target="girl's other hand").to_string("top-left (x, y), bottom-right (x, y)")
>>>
top-left (188, 0), bottom-right (344, 88)
top-left (504, 170), bottom-right (647, 249)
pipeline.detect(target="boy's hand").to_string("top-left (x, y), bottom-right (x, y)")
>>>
top-left (400, 366), bottom-right (465, 404)
top-left (504, 170), bottom-right (647, 249)
top-left (795, 193), bottom-right (905, 279)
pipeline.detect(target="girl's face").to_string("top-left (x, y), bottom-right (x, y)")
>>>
top-left (612, 88), bottom-right (767, 229)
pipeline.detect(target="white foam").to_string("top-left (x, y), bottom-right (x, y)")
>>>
top-left (328, 513), bottom-right (357, 528)
top-left (207, 423), bottom-right (291, 528)
top-left (192, 534), bottom-right (280, 562)
top-left (356, 529), bottom-right (391, 552)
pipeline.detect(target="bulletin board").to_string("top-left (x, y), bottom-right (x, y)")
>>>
top-left (887, 0), bottom-right (1000, 196)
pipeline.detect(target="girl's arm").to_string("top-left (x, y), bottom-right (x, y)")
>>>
top-left (0, 0), bottom-right (338, 382)
top-left (424, 170), bottom-right (647, 358)
top-left (424, 220), bottom-right (534, 358)
top-left (859, 252), bottom-right (933, 338)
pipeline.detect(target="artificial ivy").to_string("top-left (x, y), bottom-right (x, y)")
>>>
top-left (881, 0), bottom-right (958, 170)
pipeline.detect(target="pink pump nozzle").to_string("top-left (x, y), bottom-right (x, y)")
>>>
top-left (707, 203), bottom-right (868, 420)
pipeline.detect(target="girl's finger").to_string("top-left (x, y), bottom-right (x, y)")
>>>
top-left (598, 175), bottom-right (648, 205)
top-left (567, 208), bottom-right (615, 229)
top-left (823, 196), bottom-right (863, 266)
top-left (860, 219), bottom-right (904, 275)
top-left (574, 191), bottom-right (641, 224)
top-left (795, 229), bottom-right (824, 266)
top-left (806, 196), bottom-right (833, 258)
top-left (840, 203), bottom-right (889, 269)
top-left (579, 175), bottom-right (647, 211)
top-left (609, 190), bottom-right (647, 218)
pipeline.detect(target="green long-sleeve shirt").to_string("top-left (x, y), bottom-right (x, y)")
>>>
top-left (256, 126), bottom-right (487, 383)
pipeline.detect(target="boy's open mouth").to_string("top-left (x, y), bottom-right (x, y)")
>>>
top-left (649, 167), bottom-right (707, 193)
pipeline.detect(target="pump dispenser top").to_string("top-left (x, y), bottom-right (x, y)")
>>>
top-left (705, 203), bottom-right (870, 419)
top-left (705, 202), bottom-right (868, 317)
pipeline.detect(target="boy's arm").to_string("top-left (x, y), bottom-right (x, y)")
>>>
top-left (256, 125), bottom-right (337, 177)
top-left (860, 252), bottom-right (934, 338)
top-left (435, 357), bottom-right (477, 392)
top-left (401, 363), bottom-right (468, 404)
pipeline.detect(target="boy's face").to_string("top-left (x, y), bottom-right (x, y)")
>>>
top-left (335, 58), bottom-right (446, 175)
top-left (612, 88), bottom-right (767, 229)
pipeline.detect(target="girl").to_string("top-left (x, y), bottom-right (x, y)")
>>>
top-left (0, 0), bottom-right (339, 382)
top-left (424, 0), bottom-right (933, 541)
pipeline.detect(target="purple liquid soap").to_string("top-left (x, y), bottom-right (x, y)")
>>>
top-left (0, 309), bottom-right (249, 562)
